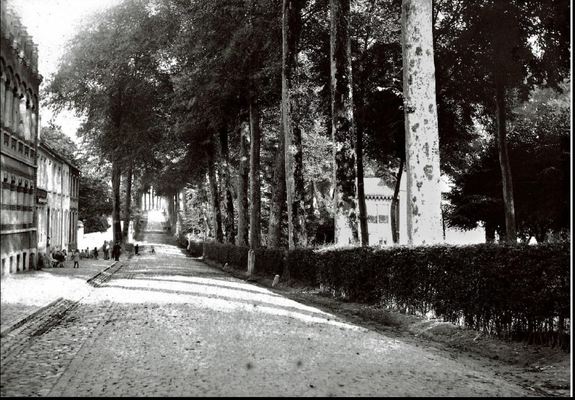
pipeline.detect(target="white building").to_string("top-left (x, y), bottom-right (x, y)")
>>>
top-left (364, 177), bottom-right (408, 246)
top-left (36, 139), bottom-right (79, 260)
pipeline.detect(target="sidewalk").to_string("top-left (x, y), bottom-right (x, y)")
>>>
top-left (0, 258), bottom-right (119, 335)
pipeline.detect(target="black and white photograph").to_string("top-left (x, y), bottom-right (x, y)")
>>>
top-left (0, 0), bottom-right (571, 396)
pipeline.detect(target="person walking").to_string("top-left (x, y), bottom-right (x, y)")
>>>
top-left (134, 243), bottom-right (139, 255)
top-left (72, 249), bottom-right (80, 268)
top-left (113, 241), bottom-right (121, 261)
top-left (103, 240), bottom-right (109, 260)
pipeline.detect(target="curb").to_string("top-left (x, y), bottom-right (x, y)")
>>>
top-left (0, 261), bottom-right (118, 338)
top-left (0, 297), bottom-right (64, 338)
top-left (86, 261), bottom-right (118, 286)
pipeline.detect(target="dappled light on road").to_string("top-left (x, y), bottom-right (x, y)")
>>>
top-left (1, 214), bottom-right (546, 397)
top-left (90, 267), bottom-right (364, 332)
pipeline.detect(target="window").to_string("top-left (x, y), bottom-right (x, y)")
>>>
top-left (379, 203), bottom-right (390, 224)
top-left (367, 202), bottom-right (390, 224)
top-left (367, 202), bottom-right (378, 223)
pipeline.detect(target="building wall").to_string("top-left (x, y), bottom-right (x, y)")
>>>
top-left (36, 142), bottom-right (79, 259)
top-left (361, 175), bottom-right (409, 246)
top-left (1, 1), bottom-right (42, 274)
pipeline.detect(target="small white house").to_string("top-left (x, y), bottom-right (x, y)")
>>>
top-left (363, 177), bottom-right (408, 246)
top-left (339, 175), bottom-right (484, 246)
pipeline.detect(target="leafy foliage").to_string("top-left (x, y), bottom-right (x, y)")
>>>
top-left (445, 80), bottom-right (571, 242)
top-left (78, 174), bottom-right (113, 233)
top-left (42, 0), bottom-right (569, 249)
top-left (39, 124), bottom-right (79, 165)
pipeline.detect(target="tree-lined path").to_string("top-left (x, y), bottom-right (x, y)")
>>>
top-left (1, 223), bottom-right (539, 397)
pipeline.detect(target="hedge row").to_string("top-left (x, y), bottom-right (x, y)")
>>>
top-left (202, 241), bottom-right (250, 268)
top-left (200, 241), bottom-right (570, 349)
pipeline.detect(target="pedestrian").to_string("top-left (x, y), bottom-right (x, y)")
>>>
top-left (72, 249), bottom-right (80, 268)
top-left (150, 245), bottom-right (155, 255)
top-left (93, 247), bottom-right (99, 259)
top-left (135, 243), bottom-right (139, 255)
top-left (103, 240), bottom-right (109, 260)
top-left (113, 241), bottom-right (121, 261)
top-left (55, 250), bottom-right (65, 267)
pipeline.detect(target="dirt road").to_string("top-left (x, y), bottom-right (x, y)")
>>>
top-left (1, 231), bottom-right (570, 396)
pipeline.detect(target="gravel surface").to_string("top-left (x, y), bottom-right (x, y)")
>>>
top-left (1, 231), bottom-right (571, 397)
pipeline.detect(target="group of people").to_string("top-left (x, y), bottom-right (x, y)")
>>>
top-left (50, 249), bottom-right (79, 268)
top-left (50, 249), bottom-right (66, 267)
top-left (44, 240), bottom-right (160, 270)
top-left (47, 240), bottom-right (124, 268)
top-left (102, 240), bottom-right (122, 261)
top-left (76, 247), bottom-right (100, 260)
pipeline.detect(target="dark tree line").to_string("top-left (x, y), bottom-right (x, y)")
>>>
top-left (45, 0), bottom-right (570, 247)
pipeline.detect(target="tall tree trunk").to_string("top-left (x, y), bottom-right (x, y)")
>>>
top-left (206, 139), bottom-right (223, 242)
top-left (391, 158), bottom-right (404, 244)
top-left (268, 115), bottom-right (287, 248)
top-left (356, 124), bottom-right (368, 246)
top-left (249, 98), bottom-right (261, 250)
top-left (495, 80), bottom-right (517, 244)
top-left (354, 0), bottom-right (376, 248)
top-left (111, 87), bottom-right (123, 245)
top-left (111, 161), bottom-right (122, 244)
top-left (330, 0), bottom-right (358, 245)
top-left (122, 164), bottom-right (132, 242)
top-left (219, 126), bottom-right (236, 244)
top-left (237, 119), bottom-right (250, 247)
top-left (199, 186), bottom-right (211, 240)
top-left (401, 0), bottom-right (443, 245)
top-left (176, 189), bottom-right (185, 236)
top-left (135, 188), bottom-right (143, 236)
top-left (485, 220), bottom-right (496, 243)
top-left (283, 0), bottom-right (307, 249)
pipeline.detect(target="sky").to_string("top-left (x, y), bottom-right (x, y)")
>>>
top-left (8, 0), bottom-right (121, 141)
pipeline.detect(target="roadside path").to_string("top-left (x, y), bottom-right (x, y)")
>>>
top-left (1, 258), bottom-right (118, 335)
top-left (0, 231), bottom-right (544, 396)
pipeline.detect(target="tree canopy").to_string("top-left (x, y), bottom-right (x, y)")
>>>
top-left (44, 0), bottom-right (570, 247)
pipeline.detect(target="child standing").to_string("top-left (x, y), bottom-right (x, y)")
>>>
top-left (73, 249), bottom-right (80, 268)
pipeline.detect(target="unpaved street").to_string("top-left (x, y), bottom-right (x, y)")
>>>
top-left (1, 232), bottom-right (545, 396)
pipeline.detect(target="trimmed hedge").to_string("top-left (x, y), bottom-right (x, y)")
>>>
top-left (254, 247), bottom-right (285, 277)
top-left (188, 240), bottom-right (204, 257)
top-left (203, 241), bottom-right (250, 268)
top-left (201, 240), bottom-right (570, 349)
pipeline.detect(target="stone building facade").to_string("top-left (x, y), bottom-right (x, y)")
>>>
top-left (36, 140), bottom-right (80, 260)
top-left (1, 1), bottom-right (42, 274)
